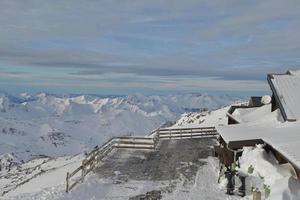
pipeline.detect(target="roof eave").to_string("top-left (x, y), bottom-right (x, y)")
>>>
top-left (267, 73), bottom-right (289, 121)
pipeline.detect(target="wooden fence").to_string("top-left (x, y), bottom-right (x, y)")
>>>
top-left (66, 137), bottom-right (117, 192)
top-left (65, 135), bottom-right (159, 193)
top-left (65, 126), bottom-right (217, 192)
top-left (158, 127), bottom-right (218, 139)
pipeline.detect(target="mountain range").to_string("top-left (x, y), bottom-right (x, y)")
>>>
top-left (0, 92), bottom-right (241, 162)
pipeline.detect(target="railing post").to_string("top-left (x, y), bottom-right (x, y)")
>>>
top-left (66, 172), bottom-right (70, 193)
top-left (82, 159), bottom-right (86, 181)
top-left (253, 190), bottom-right (261, 200)
top-left (91, 159), bottom-right (96, 172)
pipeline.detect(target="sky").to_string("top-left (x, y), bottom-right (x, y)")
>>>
top-left (0, 0), bottom-right (300, 96)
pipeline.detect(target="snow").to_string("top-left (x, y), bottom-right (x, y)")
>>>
top-left (1, 154), bottom-right (84, 197)
top-left (238, 145), bottom-right (289, 186)
top-left (0, 154), bottom-right (19, 172)
top-left (217, 121), bottom-right (300, 171)
top-left (163, 157), bottom-right (240, 200)
top-left (1, 100), bottom-right (299, 199)
top-left (173, 102), bottom-right (300, 199)
top-left (231, 104), bottom-right (283, 125)
top-left (2, 156), bottom-right (241, 200)
top-left (172, 106), bottom-right (231, 128)
top-left (0, 92), bottom-right (244, 198)
top-left (235, 145), bottom-right (300, 200)
top-left (216, 98), bottom-right (300, 171)
top-left (0, 93), bottom-right (240, 162)
top-left (214, 100), bottom-right (300, 199)
top-left (4, 90), bottom-right (299, 199)
top-left (269, 70), bottom-right (300, 121)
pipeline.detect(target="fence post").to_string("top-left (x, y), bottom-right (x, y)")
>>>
top-left (253, 190), bottom-right (261, 200)
top-left (82, 159), bottom-right (86, 181)
top-left (91, 159), bottom-right (95, 172)
top-left (66, 172), bottom-right (70, 193)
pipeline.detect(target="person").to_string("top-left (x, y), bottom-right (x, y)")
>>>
top-left (225, 168), bottom-right (235, 195)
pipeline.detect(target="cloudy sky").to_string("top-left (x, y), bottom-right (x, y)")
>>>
top-left (0, 0), bottom-right (300, 95)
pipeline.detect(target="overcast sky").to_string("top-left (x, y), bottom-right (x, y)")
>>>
top-left (1, 0), bottom-right (300, 95)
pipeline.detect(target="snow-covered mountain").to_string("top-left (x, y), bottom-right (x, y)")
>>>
top-left (0, 93), bottom-right (241, 162)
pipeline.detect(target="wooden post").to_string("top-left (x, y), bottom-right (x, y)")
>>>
top-left (91, 158), bottom-right (96, 171)
top-left (253, 190), bottom-right (261, 200)
top-left (66, 172), bottom-right (70, 193)
top-left (82, 159), bottom-right (86, 180)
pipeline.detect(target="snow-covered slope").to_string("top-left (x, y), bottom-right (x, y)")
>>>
top-left (0, 154), bottom-right (84, 198)
top-left (0, 93), bottom-right (240, 161)
top-left (172, 106), bottom-right (230, 128)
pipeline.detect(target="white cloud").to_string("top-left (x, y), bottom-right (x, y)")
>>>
top-left (0, 0), bottom-right (299, 93)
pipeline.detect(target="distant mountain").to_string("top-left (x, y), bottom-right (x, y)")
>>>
top-left (0, 93), bottom-right (242, 161)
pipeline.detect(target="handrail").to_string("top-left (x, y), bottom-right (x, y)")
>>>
top-left (158, 127), bottom-right (217, 138)
top-left (158, 129), bottom-right (218, 139)
top-left (158, 130), bottom-right (217, 134)
top-left (66, 138), bottom-right (117, 192)
top-left (65, 134), bottom-right (159, 193)
top-left (158, 126), bottom-right (216, 132)
top-left (159, 131), bottom-right (217, 136)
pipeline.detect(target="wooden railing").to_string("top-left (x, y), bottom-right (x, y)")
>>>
top-left (65, 126), bottom-right (217, 192)
top-left (158, 127), bottom-right (218, 139)
top-left (66, 137), bottom-right (116, 192)
top-left (65, 134), bottom-right (159, 193)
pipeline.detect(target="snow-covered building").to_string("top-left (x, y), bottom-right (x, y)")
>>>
top-left (227, 70), bottom-right (300, 124)
top-left (268, 70), bottom-right (300, 122)
top-left (216, 70), bottom-right (300, 179)
top-left (226, 96), bottom-right (265, 124)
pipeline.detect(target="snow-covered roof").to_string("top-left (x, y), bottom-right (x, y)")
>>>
top-left (231, 104), bottom-right (282, 124)
top-left (217, 122), bottom-right (300, 170)
top-left (268, 70), bottom-right (300, 121)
